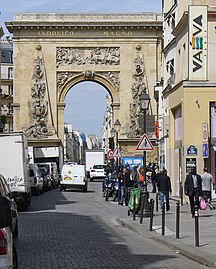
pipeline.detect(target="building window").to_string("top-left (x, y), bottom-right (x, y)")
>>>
top-left (166, 58), bottom-right (175, 76)
top-left (8, 67), bottom-right (13, 79)
top-left (9, 121), bottom-right (13, 132)
top-left (8, 103), bottom-right (13, 115)
top-left (8, 84), bottom-right (13, 96)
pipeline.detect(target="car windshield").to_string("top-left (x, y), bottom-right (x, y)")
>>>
top-left (93, 165), bottom-right (106, 169)
top-left (39, 168), bottom-right (46, 177)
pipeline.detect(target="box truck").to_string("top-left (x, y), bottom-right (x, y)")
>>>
top-left (0, 132), bottom-right (31, 210)
top-left (85, 149), bottom-right (105, 178)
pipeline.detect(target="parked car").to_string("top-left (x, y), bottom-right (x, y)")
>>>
top-left (29, 164), bottom-right (43, 195)
top-left (0, 196), bottom-right (18, 269)
top-left (0, 174), bottom-right (18, 238)
top-left (90, 164), bottom-right (107, 182)
top-left (38, 167), bottom-right (52, 191)
top-left (36, 162), bottom-right (59, 188)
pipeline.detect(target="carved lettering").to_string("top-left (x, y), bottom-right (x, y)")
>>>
top-left (103, 31), bottom-right (133, 36)
top-left (38, 31), bottom-right (74, 36)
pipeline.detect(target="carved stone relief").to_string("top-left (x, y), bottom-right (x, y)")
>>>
top-left (57, 71), bottom-right (120, 93)
top-left (97, 71), bottom-right (120, 91)
top-left (56, 47), bottom-right (120, 67)
top-left (26, 47), bottom-right (52, 139)
top-left (127, 45), bottom-right (147, 138)
top-left (57, 72), bottom-right (79, 92)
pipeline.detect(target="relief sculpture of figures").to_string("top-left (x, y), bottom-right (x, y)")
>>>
top-left (127, 46), bottom-right (147, 138)
top-left (26, 52), bottom-right (51, 139)
top-left (56, 47), bottom-right (120, 67)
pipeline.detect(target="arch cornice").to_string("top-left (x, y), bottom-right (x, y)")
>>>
top-left (57, 71), bottom-right (120, 104)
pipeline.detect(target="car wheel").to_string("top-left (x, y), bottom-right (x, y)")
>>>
top-left (13, 220), bottom-right (18, 238)
top-left (83, 185), bottom-right (87, 192)
top-left (13, 244), bottom-right (18, 269)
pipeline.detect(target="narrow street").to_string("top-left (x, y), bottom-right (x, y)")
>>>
top-left (15, 182), bottom-right (208, 269)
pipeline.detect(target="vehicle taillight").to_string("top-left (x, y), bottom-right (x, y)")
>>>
top-left (0, 229), bottom-right (8, 255)
top-left (91, 170), bottom-right (96, 172)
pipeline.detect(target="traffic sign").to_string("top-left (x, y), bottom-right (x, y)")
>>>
top-left (107, 150), bottom-right (113, 159)
top-left (113, 146), bottom-right (123, 157)
top-left (136, 133), bottom-right (154, 151)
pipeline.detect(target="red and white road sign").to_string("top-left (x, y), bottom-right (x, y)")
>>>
top-left (136, 133), bottom-right (154, 151)
top-left (107, 150), bottom-right (113, 159)
top-left (113, 147), bottom-right (123, 158)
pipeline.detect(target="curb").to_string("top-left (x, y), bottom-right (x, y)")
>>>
top-left (116, 217), bottom-right (216, 269)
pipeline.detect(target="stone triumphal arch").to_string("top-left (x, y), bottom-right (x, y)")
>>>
top-left (6, 13), bottom-right (162, 158)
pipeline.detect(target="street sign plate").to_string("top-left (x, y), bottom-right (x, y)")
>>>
top-left (113, 147), bottom-right (123, 157)
top-left (136, 133), bottom-right (154, 151)
top-left (107, 150), bottom-right (113, 159)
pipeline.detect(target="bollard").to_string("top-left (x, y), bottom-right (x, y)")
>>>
top-left (139, 192), bottom-right (145, 223)
top-left (133, 193), bottom-right (136, 221)
top-left (162, 201), bottom-right (165, 236)
top-left (149, 199), bottom-right (154, 231)
top-left (194, 205), bottom-right (199, 247)
top-left (176, 201), bottom-right (180, 239)
top-left (128, 209), bottom-right (130, 216)
top-left (156, 192), bottom-right (159, 212)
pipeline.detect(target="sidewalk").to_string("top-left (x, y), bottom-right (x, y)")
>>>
top-left (116, 193), bottom-right (216, 269)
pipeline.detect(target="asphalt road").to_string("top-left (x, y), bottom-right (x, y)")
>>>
top-left (15, 181), bottom-right (208, 269)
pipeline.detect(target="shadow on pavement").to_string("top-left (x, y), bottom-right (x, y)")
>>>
top-left (15, 210), bottom-right (178, 269)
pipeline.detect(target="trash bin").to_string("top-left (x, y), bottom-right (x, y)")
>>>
top-left (128, 187), bottom-right (142, 213)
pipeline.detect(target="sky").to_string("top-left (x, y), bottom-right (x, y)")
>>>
top-left (0, 0), bottom-right (162, 138)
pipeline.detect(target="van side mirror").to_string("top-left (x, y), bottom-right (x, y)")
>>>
top-left (0, 197), bottom-right (12, 228)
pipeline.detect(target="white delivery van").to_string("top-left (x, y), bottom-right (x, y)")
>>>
top-left (85, 149), bottom-right (105, 178)
top-left (60, 163), bottom-right (87, 192)
top-left (0, 132), bottom-right (31, 210)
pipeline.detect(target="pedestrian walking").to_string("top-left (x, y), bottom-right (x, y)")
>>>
top-left (184, 167), bottom-right (202, 217)
top-left (118, 167), bottom-right (130, 206)
top-left (156, 168), bottom-right (172, 211)
top-left (130, 165), bottom-right (140, 183)
top-left (201, 167), bottom-right (213, 210)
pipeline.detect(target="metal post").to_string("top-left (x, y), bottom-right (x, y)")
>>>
top-left (133, 193), bottom-right (136, 221)
top-left (162, 201), bottom-right (165, 236)
top-left (140, 185), bottom-right (151, 223)
top-left (156, 192), bottom-right (159, 212)
top-left (194, 205), bottom-right (199, 247)
top-left (180, 182), bottom-right (183, 206)
top-left (139, 192), bottom-right (144, 223)
top-left (149, 199), bottom-right (154, 231)
top-left (176, 201), bottom-right (180, 239)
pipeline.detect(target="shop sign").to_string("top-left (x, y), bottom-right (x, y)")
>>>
top-left (187, 145), bottom-right (198, 156)
top-left (188, 5), bottom-right (207, 80)
top-left (202, 143), bottom-right (209, 158)
top-left (186, 158), bottom-right (196, 174)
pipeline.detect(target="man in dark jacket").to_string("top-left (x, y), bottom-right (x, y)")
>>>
top-left (118, 167), bottom-right (131, 206)
top-left (184, 167), bottom-right (202, 217)
top-left (156, 168), bottom-right (172, 211)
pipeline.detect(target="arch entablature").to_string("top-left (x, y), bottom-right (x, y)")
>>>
top-left (57, 70), bottom-right (120, 104)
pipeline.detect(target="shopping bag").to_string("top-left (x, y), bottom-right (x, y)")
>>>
top-left (199, 197), bottom-right (207, 210)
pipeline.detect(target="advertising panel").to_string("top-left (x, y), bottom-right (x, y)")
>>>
top-left (188, 5), bottom-right (207, 80)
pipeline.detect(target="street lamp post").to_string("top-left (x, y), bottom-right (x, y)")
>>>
top-left (140, 92), bottom-right (151, 189)
top-left (114, 119), bottom-right (121, 177)
top-left (110, 127), bottom-right (116, 175)
top-left (113, 119), bottom-right (121, 204)
top-left (139, 91), bottom-right (151, 221)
